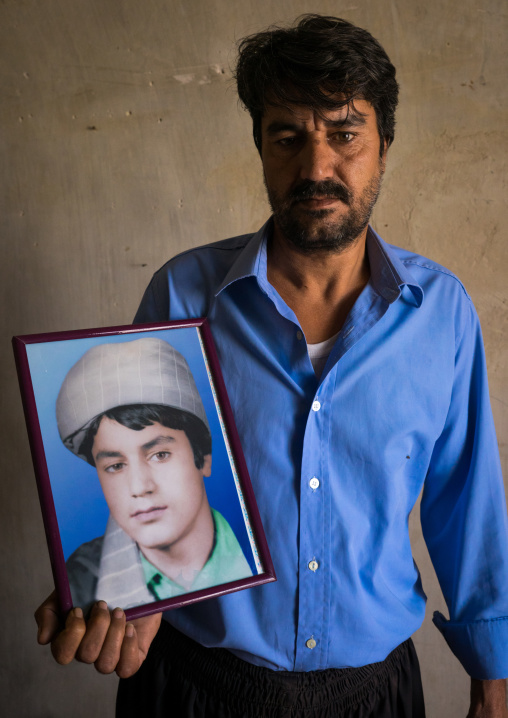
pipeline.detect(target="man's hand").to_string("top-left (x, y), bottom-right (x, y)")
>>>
top-left (35, 591), bottom-right (162, 678)
top-left (467, 678), bottom-right (508, 718)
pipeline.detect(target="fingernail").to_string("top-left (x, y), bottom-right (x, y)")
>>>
top-left (113, 607), bottom-right (124, 619)
top-left (74, 607), bottom-right (83, 619)
top-left (96, 600), bottom-right (108, 610)
top-left (125, 623), bottom-right (134, 638)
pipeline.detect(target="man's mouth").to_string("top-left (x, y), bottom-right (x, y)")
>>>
top-left (288, 180), bottom-right (351, 207)
top-left (296, 197), bottom-right (343, 209)
top-left (131, 506), bottom-right (167, 521)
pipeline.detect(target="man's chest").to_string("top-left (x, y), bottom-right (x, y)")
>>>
top-left (203, 279), bottom-right (454, 507)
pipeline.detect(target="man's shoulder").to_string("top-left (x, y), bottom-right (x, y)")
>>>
top-left (66, 535), bottom-right (104, 574)
top-left (135, 231), bottom-right (259, 323)
top-left (154, 233), bottom-right (255, 276)
top-left (208, 508), bottom-right (253, 580)
top-left (388, 242), bottom-right (471, 300)
top-left (66, 535), bottom-right (104, 613)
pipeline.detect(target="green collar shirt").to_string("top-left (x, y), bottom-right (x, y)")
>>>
top-left (140, 508), bottom-right (252, 600)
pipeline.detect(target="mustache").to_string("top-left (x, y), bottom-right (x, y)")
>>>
top-left (288, 179), bottom-right (352, 205)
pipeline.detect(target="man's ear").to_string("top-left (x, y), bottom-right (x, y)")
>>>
top-left (202, 454), bottom-right (212, 478)
top-left (380, 137), bottom-right (389, 170)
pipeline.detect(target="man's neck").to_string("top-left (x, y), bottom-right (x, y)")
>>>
top-left (140, 499), bottom-right (215, 590)
top-left (266, 223), bottom-right (370, 344)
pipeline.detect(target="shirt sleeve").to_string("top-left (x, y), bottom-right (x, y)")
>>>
top-left (420, 298), bottom-right (508, 679)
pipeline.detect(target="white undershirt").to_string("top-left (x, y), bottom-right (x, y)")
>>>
top-left (307, 331), bottom-right (340, 377)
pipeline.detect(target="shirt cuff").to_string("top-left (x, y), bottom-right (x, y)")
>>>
top-left (433, 611), bottom-right (508, 679)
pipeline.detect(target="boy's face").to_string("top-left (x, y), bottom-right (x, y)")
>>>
top-left (92, 417), bottom-right (212, 553)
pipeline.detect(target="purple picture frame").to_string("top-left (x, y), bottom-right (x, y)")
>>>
top-left (13, 319), bottom-right (275, 620)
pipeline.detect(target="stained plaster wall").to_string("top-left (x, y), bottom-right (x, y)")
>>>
top-left (1, 1), bottom-right (507, 716)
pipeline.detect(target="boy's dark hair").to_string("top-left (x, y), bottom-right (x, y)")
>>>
top-left (79, 404), bottom-right (212, 469)
top-left (235, 14), bottom-right (399, 155)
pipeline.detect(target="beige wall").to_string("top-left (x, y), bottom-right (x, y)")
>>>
top-left (1, 1), bottom-right (507, 715)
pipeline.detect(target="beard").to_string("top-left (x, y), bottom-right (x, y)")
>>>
top-left (264, 170), bottom-right (383, 255)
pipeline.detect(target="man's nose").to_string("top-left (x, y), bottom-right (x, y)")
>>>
top-left (128, 463), bottom-right (156, 497)
top-left (299, 137), bottom-right (335, 182)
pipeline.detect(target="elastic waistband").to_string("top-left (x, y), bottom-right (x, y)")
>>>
top-left (149, 620), bottom-right (414, 712)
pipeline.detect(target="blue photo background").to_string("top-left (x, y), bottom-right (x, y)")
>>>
top-left (26, 327), bottom-right (258, 576)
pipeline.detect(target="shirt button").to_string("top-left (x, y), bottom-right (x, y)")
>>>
top-left (306, 637), bottom-right (317, 650)
top-left (296, 330), bottom-right (303, 340)
top-left (312, 400), bottom-right (321, 412)
top-left (309, 477), bottom-right (320, 490)
top-left (308, 560), bottom-right (319, 572)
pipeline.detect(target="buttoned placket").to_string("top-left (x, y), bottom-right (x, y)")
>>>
top-left (294, 371), bottom-right (333, 671)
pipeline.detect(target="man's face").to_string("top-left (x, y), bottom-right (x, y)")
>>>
top-left (92, 418), bottom-right (212, 554)
top-left (260, 99), bottom-right (387, 253)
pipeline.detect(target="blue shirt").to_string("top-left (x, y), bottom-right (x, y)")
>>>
top-left (134, 219), bottom-right (508, 680)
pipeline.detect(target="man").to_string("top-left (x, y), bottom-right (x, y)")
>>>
top-left (56, 338), bottom-right (252, 614)
top-left (36, 15), bottom-right (508, 717)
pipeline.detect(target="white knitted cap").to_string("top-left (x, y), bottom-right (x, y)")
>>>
top-left (56, 337), bottom-right (209, 459)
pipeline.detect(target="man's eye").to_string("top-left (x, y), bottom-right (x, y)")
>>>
top-left (276, 136), bottom-right (297, 147)
top-left (335, 132), bottom-right (354, 143)
top-left (150, 451), bottom-right (171, 462)
top-left (105, 462), bottom-right (125, 473)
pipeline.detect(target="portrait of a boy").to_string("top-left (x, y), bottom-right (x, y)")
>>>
top-left (55, 336), bottom-right (253, 614)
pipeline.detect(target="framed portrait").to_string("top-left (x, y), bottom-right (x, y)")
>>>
top-left (13, 319), bottom-right (275, 620)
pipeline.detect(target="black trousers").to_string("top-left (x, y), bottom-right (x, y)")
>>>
top-left (117, 621), bottom-right (426, 718)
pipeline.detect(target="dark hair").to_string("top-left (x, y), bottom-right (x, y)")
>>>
top-left (235, 14), bottom-right (399, 155)
top-left (79, 404), bottom-right (212, 469)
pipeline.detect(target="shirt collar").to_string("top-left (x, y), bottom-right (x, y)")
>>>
top-left (139, 523), bottom-right (217, 598)
top-left (366, 227), bottom-right (423, 307)
top-left (215, 218), bottom-right (423, 308)
top-left (215, 218), bottom-right (272, 296)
